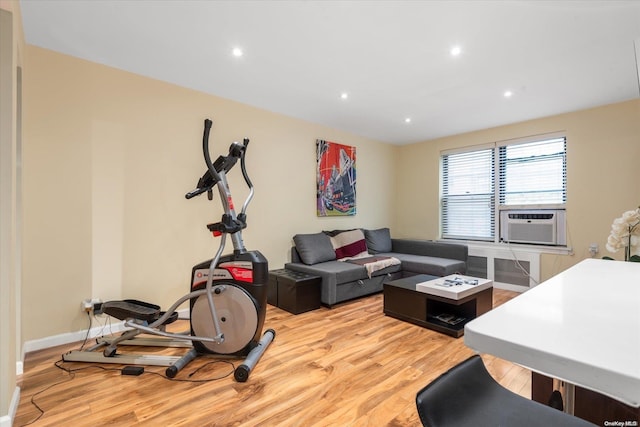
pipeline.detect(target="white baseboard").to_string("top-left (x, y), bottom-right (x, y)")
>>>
top-left (22, 319), bottom-right (128, 354)
top-left (22, 308), bottom-right (190, 354)
top-left (0, 386), bottom-right (20, 427)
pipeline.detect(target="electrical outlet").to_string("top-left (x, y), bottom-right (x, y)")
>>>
top-left (589, 243), bottom-right (599, 257)
top-left (82, 298), bottom-right (103, 313)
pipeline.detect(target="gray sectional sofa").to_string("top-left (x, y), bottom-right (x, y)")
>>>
top-left (284, 228), bottom-right (468, 307)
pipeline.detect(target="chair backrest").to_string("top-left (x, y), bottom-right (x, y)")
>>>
top-left (415, 355), bottom-right (596, 427)
top-left (416, 355), bottom-right (491, 426)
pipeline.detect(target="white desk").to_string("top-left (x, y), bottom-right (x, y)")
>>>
top-left (464, 258), bottom-right (640, 408)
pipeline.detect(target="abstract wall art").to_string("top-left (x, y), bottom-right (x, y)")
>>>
top-left (316, 139), bottom-right (356, 216)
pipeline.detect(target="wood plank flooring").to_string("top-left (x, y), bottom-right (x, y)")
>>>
top-left (15, 289), bottom-right (528, 427)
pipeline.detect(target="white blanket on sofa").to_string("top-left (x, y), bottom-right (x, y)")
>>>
top-left (344, 255), bottom-right (401, 278)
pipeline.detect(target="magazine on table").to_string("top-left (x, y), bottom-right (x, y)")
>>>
top-left (433, 313), bottom-right (466, 325)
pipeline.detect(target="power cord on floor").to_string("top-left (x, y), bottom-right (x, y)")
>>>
top-left (19, 362), bottom-right (77, 426)
top-left (78, 310), bottom-right (92, 351)
top-left (21, 331), bottom-right (236, 426)
top-left (21, 310), bottom-right (95, 425)
top-left (53, 357), bottom-right (236, 382)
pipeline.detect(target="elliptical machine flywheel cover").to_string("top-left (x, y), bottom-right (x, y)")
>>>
top-left (190, 283), bottom-right (259, 355)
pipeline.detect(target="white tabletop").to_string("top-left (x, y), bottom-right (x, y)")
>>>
top-left (416, 274), bottom-right (493, 300)
top-left (464, 258), bottom-right (640, 408)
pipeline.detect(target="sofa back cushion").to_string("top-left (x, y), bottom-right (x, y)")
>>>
top-left (328, 229), bottom-right (369, 260)
top-left (293, 233), bottom-right (336, 265)
top-left (391, 239), bottom-right (468, 261)
top-left (364, 228), bottom-right (392, 254)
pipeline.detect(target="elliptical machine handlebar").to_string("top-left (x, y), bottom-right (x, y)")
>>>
top-left (185, 119), bottom-right (252, 207)
top-left (185, 118), bottom-right (254, 257)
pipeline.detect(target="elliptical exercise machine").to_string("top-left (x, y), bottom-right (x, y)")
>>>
top-left (63, 119), bottom-right (275, 382)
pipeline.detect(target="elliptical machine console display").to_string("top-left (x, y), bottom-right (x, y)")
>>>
top-left (63, 119), bottom-right (274, 382)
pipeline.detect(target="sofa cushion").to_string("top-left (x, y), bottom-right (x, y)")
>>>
top-left (380, 253), bottom-right (466, 277)
top-left (308, 260), bottom-right (369, 283)
top-left (364, 228), bottom-right (392, 254)
top-left (293, 232), bottom-right (336, 265)
top-left (391, 239), bottom-right (467, 261)
top-left (329, 229), bottom-right (369, 260)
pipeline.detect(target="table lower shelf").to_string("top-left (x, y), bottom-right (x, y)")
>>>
top-left (385, 310), bottom-right (469, 338)
top-left (383, 283), bottom-right (492, 338)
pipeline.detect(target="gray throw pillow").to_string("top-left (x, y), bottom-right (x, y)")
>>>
top-left (293, 233), bottom-right (336, 265)
top-left (364, 228), bottom-right (392, 254)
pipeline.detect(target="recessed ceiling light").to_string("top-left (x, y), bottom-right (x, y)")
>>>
top-left (450, 45), bottom-right (462, 57)
top-left (405, 117), bottom-right (412, 123)
top-left (232, 47), bottom-right (243, 57)
top-left (340, 92), bottom-right (349, 100)
top-left (504, 90), bottom-right (513, 98)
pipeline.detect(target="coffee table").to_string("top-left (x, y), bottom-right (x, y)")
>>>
top-left (383, 274), bottom-right (493, 337)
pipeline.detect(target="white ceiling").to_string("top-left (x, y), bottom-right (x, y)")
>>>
top-left (19, 0), bottom-right (640, 145)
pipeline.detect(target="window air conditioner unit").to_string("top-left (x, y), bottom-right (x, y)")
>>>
top-left (499, 209), bottom-right (566, 246)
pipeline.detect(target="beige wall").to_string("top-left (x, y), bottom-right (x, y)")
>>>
top-left (0, 0), bottom-right (24, 422)
top-left (22, 46), bottom-right (397, 342)
top-left (396, 99), bottom-right (640, 281)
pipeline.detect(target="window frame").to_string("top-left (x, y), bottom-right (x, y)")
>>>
top-left (440, 134), bottom-right (567, 243)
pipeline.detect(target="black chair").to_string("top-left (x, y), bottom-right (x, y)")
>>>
top-left (415, 355), bottom-right (595, 427)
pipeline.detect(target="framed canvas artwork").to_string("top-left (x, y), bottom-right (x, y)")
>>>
top-left (316, 139), bottom-right (356, 216)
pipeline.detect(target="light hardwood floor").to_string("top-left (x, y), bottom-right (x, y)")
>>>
top-left (15, 289), bottom-right (529, 427)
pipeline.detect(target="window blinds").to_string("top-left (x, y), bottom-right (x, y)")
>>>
top-left (498, 137), bottom-right (567, 206)
top-left (441, 148), bottom-right (495, 240)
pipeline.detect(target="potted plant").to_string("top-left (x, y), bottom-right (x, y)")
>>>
top-left (604, 206), bottom-right (640, 262)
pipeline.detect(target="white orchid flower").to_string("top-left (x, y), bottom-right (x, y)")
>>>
top-left (606, 206), bottom-right (640, 260)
